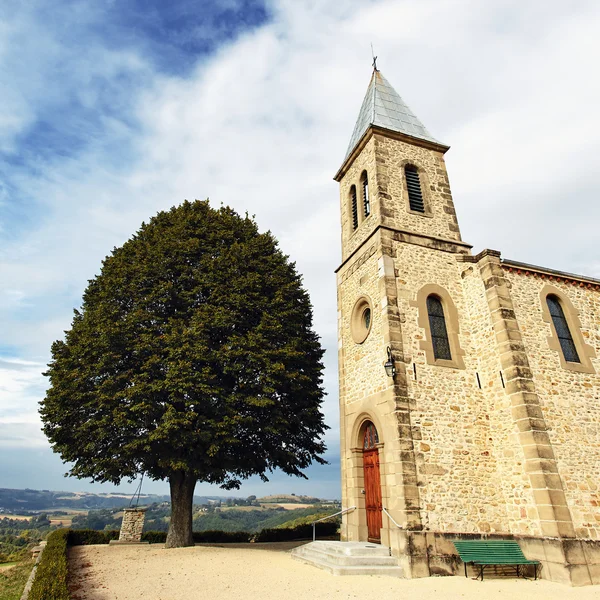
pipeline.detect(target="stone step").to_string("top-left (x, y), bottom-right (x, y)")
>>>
top-left (291, 542), bottom-right (404, 577)
top-left (304, 541), bottom-right (391, 557)
top-left (293, 545), bottom-right (398, 567)
top-left (292, 551), bottom-right (404, 577)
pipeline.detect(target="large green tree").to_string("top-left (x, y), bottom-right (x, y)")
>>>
top-left (40, 200), bottom-right (327, 547)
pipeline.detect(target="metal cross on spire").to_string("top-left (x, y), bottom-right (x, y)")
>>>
top-left (371, 43), bottom-right (378, 72)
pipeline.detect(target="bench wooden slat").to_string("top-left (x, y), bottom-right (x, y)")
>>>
top-left (452, 540), bottom-right (540, 581)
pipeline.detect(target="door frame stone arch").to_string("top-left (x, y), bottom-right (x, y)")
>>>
top-left (345, 413), bottom-right (385, 543)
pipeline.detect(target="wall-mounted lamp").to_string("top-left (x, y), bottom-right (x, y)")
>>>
top-left (384, 346), bottom-right (396, 378)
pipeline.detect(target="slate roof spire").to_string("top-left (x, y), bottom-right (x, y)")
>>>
top-left (344, 69), bottom-right (444, 161)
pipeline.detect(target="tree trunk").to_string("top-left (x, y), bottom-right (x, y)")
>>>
top-left (166, 471), bottom-right (197, 548)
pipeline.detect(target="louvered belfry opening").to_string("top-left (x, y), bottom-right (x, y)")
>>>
top-left (547, 295), bottom-right (580, 363)
top-left (350, 185), bottom-right (358, 230)
top-left (405, 165), bottom-right (425, 213)
top-left (362, 171), bottom-right (370, 217)
top-left (427, 295), bottom-right (452, 360)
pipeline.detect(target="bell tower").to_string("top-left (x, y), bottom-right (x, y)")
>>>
top-left (335, 68), bottom-right (464, 262)
top-left (335, 67), bottom-right (472, 554)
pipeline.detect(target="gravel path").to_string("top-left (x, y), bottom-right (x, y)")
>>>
top-left (68, 543), bottom-right (600, 600)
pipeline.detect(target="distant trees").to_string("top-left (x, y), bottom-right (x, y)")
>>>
top-left (32, 514), bottom-right (50, 527)
top-left (0, 515), bottom-right (56, 561)
top-left (71, 510), bottom-right (121, 531)
top-left (41, 200), bottom-right (328, 548)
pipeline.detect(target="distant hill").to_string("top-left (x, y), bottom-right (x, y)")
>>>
top-left (256, 494), bottom-right (323, 504)
top-left (0, 488), bottom-right (339, 514)
top-left (0, 488), bottom-right (216, 513)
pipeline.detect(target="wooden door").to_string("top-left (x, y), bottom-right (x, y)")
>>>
top-left (363, 423), bottom-right (382, 542)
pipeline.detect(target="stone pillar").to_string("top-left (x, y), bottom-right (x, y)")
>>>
top-left (379, 230), bottom-right (422, 532)
top-left (118, 508), bottom-right (147, 543)
top-left (476, 249), bottom-right (575, 539)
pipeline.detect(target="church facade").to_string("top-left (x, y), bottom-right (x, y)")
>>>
top-left (335, 68), bottom-right (600, 585)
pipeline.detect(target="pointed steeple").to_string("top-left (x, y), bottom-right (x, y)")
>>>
top-left (343, 70), bottom-right (445, 161)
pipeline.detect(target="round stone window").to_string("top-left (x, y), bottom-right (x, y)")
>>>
top-left (351, 296), bottom-right (373, 344)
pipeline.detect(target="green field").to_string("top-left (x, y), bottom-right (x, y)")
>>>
top-left (0, 562), bottom-right (32, 600)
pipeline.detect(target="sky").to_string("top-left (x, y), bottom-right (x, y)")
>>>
top-left (1, 0), bottom-right (599, 500)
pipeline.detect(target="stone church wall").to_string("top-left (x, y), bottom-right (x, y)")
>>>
top-left (459, 263), bottom-right (541, 536)
top-left (506, 269), bottom-right (600, 539)
top-left (396, 242), bottom-right (507, 534)
top-left (337, 239), bottom-right (388, 407)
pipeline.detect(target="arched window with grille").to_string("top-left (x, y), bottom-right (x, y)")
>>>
top-left (546, 295), bottom-right (580, 363)
top-left (405, 164), bottom-right (425, 213)
top-left (361, 171), bottom-right (370, 218)
top-left (427, 295), bottom-right (452, 360)
top-left (350, 185), bottom-right (358, 230)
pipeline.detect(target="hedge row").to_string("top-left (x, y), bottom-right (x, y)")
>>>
top-left (28, 529), bottom-right (70, 600)
top-left (68, 521), bottom-right (338, 546)
top-left (68, 529), bottom-right (119, 545)
top-left (254, 521), bottom-right (337, 542)
top-left (143, 530), bottom-right (252, 544)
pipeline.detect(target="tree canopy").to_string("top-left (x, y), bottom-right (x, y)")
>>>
top-left (40, 200), bottom-right (328, 546)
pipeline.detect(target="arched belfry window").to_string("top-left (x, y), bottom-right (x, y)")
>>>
top-left (361, 171), bottom-right (370, 218)
top-left (363, 422), bottom-right (379, 449)
top-left (546, 295), bottom-right (580, 363)
top-left (426, 295), bottom-right (452, 361)
top-left (405, 165), bottom-right (425, 213)
top-left (350, 185), bottom-right (358, 230)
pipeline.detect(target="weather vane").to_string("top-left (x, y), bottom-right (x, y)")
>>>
top-left (371, 43), bottom-right (378, 71)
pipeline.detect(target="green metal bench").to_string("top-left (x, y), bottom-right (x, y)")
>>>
top-left (452, 540), bottom-right (540, 581)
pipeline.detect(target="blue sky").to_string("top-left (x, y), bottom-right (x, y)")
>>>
top-left (1, 0), bottom-right (600, 499)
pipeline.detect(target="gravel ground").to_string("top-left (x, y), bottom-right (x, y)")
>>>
top-left (68, 543), bottom-right (600, 600)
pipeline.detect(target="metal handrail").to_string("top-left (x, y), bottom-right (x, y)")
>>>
top-left (382, 506), bottom-right (403, 529)
top-left (311, 506), bottom-right (356, 541)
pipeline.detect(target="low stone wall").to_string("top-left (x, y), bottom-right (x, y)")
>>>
top-left (389, 530), bottom-right (600, 586)
top-left (118, 508), bottom-right (147, 542)
top-left (20, 540), bottom-right (46, 600)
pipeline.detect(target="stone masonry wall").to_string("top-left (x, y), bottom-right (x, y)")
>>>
top-left (337, 232), bottom-right (387, 536)
top-left (506, 269), bottom-right (600, 539)
top-left (396, 243), bottom-right (512, 534)
top-left (459, 262), bottom-right (541, 536)
top-left (338, 236), bottom-right (389, 407)
top-left (339, 136), bottom-right (379, 262)
top-left (119, 508), bottom-right (146, 542)
top-left (373, 134), bottom-right (462, 243)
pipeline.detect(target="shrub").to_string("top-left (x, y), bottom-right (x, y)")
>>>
top-left (193, 530), bottom-right (251, 543)
top-left (142, 530), bottom-right (253, 544)
top-left (67, 529), bottom-right (253, 545)
top-left (141, 531), bottom-right (167, 544)
top-left (28, 529), bottom-right (69, 600)
top-left (68, 529), bottom-right (119, 545)
top-left (252, 521), bottom-right (338, 542)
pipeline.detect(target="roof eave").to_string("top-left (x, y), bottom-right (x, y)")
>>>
top-left (501, 259), bottom-right (600, 288)
top-left (333, 125), bottom-right (451, 182)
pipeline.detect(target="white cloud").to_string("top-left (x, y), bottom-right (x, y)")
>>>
top-left (0, 357), bottom-right (47, 450)
top-left (2, 0), bottom-right (600, 494)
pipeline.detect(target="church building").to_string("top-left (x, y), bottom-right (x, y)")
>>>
top-left (334, 67), bottom-right (600, 585)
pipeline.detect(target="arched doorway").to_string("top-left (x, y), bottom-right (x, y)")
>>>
top-left (362, 421), bottom-right (382, 543)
